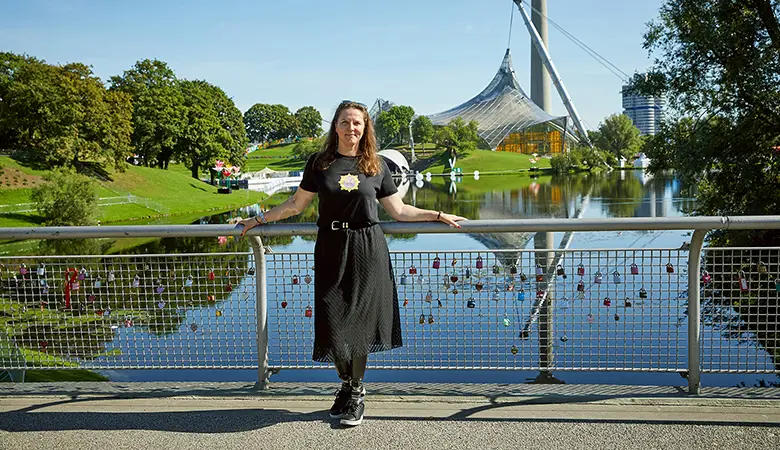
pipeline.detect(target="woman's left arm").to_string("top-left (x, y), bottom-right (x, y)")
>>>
top-left (379, 193), bottom-right (467, 228)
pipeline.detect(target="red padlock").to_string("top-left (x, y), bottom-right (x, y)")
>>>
top-left (432, 256), bottom-right (441, 269)
top-left (305, 305), bottom-right (313, 317)
top-left (630, 263), bottom-right (639, 275)
top-left (738, 271), bottom-right (749, 292)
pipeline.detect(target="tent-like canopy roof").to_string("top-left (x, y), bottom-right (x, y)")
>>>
top-left (426, 49), bottom-right (569, 149)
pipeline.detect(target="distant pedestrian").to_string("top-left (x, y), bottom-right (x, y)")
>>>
top-left (240, 100), bottom-right (466, 426)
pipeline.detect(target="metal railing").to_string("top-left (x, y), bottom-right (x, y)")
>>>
top-left (1, 216), bottom-right (779, 394)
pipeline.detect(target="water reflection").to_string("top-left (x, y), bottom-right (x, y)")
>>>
top-left (6, 170), bottom-right (777, 386)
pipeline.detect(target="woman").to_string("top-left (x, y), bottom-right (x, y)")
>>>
top-left (240, 101), bottom-right (466, 426)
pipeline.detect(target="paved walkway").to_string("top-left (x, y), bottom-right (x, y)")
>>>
top-left (1, 383), bottom-right (779, 449)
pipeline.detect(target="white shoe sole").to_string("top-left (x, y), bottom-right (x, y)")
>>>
top-left (330, 387), bottom-right (366, 421)
top-left (340, 414), bottom-right (363, 426)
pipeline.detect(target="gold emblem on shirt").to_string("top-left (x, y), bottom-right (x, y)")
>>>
top-left (338, 174), bottom-right (360, 192)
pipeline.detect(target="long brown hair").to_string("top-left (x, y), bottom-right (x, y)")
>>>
top-left (315, 101), bottom-right (381, 176)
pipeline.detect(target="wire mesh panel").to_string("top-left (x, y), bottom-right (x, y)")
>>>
top-left (267, 248), bottom-right (690, 372)
top-left (700, 247), bottom-right (780, 374)
top-left (0, 253), bottom-right (257, 369)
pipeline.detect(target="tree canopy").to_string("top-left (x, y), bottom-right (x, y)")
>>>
top-left (175, 80), bottom-right (248, 179)
top-left (375, 105), bottom-right (415, 147)
top-left (434, 117), bottom-right (481, 155)
top-left (412, 115), bottom-right (434, 145)
top-left (109, 59), bottom-right (186, 169)
top-left (244, 103), bottom-right (296, 142)
top-left (589, 114), bottom-right (642, 160)
top-left (294, 106), bottom-right (323, 139)
top-left (0, 53), bottom-right (133, 169)
top-left (633, 0), bottom-right (780, 245)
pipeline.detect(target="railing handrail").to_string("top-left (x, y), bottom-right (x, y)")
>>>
top-left (2, 216), bottom-right (780, 240)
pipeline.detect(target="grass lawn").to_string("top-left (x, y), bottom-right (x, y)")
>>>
top-left (243, 157), bottom-right (305, 172)
top-left (0, 188), bottom-right (34, 204)
top-left (167, 143), bottom-right (302, 178)
top-left (0, 156), bottom-right (267, 228)
top-left (248, 143), bottom-right (298, 158)
top-left (99, 165), bottom-right (266, 217)
top-left (423, 149), bottom-right (552, 174)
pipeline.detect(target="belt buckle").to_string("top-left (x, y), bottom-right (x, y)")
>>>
top-left (331, 221), bottom-right (348, 230)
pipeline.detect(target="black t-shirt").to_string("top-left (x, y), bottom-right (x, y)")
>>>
top-left (299, 153), bottom-right (398, 228)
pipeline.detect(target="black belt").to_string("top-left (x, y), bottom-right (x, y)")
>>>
top-left (325, 220), bottom-right (375, 231)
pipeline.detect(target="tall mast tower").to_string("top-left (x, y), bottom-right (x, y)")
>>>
top-left (530, 0), bottom-right (551, 113)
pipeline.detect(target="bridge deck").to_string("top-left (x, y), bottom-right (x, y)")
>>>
top-left (1, 383), bottom-right (778, 449)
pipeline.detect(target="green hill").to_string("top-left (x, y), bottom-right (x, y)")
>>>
top-left (0, 156), bottom-right (266, 227)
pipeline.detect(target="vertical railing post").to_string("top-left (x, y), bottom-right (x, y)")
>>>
top-left (687, 229), bottom-right (707, 394)
top-left (534, 232), bottom-right (555, 380)
top-left (249, 235), bottom-right (269, 389)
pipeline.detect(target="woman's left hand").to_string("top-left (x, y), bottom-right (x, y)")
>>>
top-left (437, 212), bottom-right (468, 229)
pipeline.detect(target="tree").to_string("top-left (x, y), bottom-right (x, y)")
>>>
top-left (175, 80), bottom-right (248, 179)
top-left (291, 137), bottom-right (325, 161)
top-left (550, 152), bottom-right (581, 174)
top-left (633, 0), bottom-right (780, 246)
top-left (31, 168), bottom-right (98, 226)
top-left (434, 118), bottom-right (481, 156)
top-left (0, 53), bottom-right (133, 169)
top-left (374, 105), bottom-right (415, 146)
top-left (244, 103), bottom-right (296, 142)
top-left (412, 115), bottom-right (434, 146)
top-left (294, 106), bottom-right (323, 138)
top-left (589, 114), bottom-right (642, 160)
top-left (0, 52), bottom-right (41, 150)
top-left (110, 59), bottom-right (186, 169)
top-left (375, 110), bottom-right (401, 147)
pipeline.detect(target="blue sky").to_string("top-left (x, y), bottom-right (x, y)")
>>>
top-left (1, 0), bottom-right (664, 130)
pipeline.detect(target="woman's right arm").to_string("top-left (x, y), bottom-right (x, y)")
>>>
top-left (239, 187), bottom-right (316, 236)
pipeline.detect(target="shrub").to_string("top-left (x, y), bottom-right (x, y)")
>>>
top-left (550, 152), bottom-right (581, 174)
top-left (291, 137), bottom-right (325, 161)
top-left (30, 168), bottom-right (98, 226)
top-left (571, 146), bottom-right (613, 170)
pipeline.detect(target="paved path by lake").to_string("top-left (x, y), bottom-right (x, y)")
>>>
top-left (1, 382), bottom-right (778, 449)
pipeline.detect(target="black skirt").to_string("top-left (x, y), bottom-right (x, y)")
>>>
top-left (312, 224), bottom-right (402, 362)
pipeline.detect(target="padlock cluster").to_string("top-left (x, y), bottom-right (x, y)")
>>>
top-left (1, 260), bottom-right (255, 345)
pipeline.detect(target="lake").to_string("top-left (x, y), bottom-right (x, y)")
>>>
top-left (87, 170), bottom-right (776, 388)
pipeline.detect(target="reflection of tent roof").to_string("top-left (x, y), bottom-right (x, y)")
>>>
top-left (426, 49), bottom-right (568, 149)
top-left (378, 149), bottom-right (410, 174)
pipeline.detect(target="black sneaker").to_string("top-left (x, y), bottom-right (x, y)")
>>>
top-left (340, 394), bottom-right (365, 426)
top-left (328, 382), bottom-right (352, 419)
